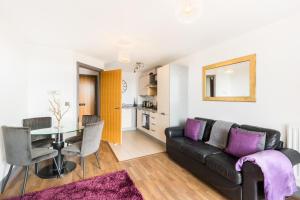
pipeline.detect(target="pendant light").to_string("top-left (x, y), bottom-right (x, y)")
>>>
top-left (176, 0), bottom-right (202, 24)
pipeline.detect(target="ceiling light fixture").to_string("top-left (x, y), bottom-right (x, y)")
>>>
top-left (176, 0), bottom-right (202, 24)
top-left (133, 62), bottom-right (144, 73)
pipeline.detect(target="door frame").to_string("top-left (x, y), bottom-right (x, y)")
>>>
top-left (76, 62), bottom-right (103, 127)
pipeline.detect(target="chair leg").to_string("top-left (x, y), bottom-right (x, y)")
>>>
top-left (1, 165), bottom-right (13, 194)
top-left (81, 157), bottom-right (85, 179)
top-left (94, 152), bottom-right (101, 169)
top-left (35, 163), bottom-right (39, 174)
top-left (53, 159), bottom-right (61, 178)
top-left (21, 166), bottom-right (29, 196)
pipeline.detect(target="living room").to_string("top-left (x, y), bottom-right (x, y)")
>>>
top-left (1, 0), bottom-right (300, 200)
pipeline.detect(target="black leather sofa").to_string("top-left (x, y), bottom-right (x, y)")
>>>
top-left (165, 117), bottom-right (300, 200)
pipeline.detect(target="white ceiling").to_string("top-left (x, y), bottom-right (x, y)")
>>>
top-left (1, 0), bottom-right (300, 70)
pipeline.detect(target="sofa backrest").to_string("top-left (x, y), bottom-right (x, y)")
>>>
top-left (240, 125), bottom-right (281, 150)
top-left (194, 117), bottom-right (215, 142)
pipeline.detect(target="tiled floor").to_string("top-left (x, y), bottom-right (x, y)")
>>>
top-left (109, 130), bottom-right (165, 161)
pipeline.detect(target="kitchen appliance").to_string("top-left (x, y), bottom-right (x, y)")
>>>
top-left (142, 111), bottom-right (150, 130)
top-left (149, 72), bottom-right (157, 85)
top-left (142, 101), bottom-right (153, 108)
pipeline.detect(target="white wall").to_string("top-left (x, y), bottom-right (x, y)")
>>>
top-left (122, 72), bottom-right (138, 105)
top-left (26, 45), bottom-right (104, 128)
top-left (0, 41), bottom-right (104, 180)
top-left (26, 45), bottom-right (77, 126)
top-left (173, 13), bottom-right (300, 142)
top-left (0, 24), bottom-right (28, 179)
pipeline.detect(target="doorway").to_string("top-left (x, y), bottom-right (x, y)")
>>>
top-left (76, 63), bottom-right (122, 145)
top-left (79, 75), bottom-right (97, 124)
top-left (77, 62), bottom-right (102, 126)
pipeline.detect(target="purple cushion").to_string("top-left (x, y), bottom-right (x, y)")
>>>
top-left (184, 118), bottom-right (207, 141)
top-left (225, 128), bottom-right (266, 157)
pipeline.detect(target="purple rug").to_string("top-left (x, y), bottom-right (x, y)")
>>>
top-left (8, 170), bottom-right (143, 200)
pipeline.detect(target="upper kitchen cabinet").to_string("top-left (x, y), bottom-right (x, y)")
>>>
top-left (157, 64), bottom-right (188, 142)
top-left (138, 70), bottom-right (157, 96)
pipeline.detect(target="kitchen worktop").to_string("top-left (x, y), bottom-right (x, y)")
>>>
top-left (122, 104), bottom-right (137, 109)
top-left (137, 106), bottom-right (157, 113)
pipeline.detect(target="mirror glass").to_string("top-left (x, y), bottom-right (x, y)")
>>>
top-left (205, 61), bottom-right (250, 97)
top-left (203, 54), bottom-right (256, 102)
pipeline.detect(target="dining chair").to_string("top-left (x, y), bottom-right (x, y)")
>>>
top-left (65, 115), bottom-right (100, 145)
top-left (23, 117), bottom-right (54, 148)
top-left (23, 117), bottom-right (54, 174)
top-left (1, 126), bottom-right (61, 195)
top-left (61, 120), bottom-right (104, 179)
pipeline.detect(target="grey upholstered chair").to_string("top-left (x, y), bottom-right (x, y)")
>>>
top-left (65, 115), bottom-right (100, 145)
top-left (1, 126), bottom-right (61, 195)
top-left (23, 117), bottom-right (54, 148)
top-left (62, 120), bottom-right (104, 179)
top-left (23, 117), bottom-right (54, 174)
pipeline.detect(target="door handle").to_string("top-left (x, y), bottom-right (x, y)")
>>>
top-left (160, 112), bottom-right (165, 115)
top-left (79, 103), bottom-right (86, 106)
top-left (114, 107), bottom-right (120, 110)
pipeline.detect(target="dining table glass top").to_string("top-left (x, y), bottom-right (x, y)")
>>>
top-left (31, 126), bottom-right (84, 135)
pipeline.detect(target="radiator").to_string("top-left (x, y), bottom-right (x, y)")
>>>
top-left (287, 125), bottom-right (300, 185)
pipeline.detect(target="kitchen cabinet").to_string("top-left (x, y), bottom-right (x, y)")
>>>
top-left (138, 74), bottom-right (148, 96)
top-left (136, 65), bottom-right (187, 143)
top-left (138, 73), bottom-right (157, 96)
top-left (156, 64), bottom-right (188, 143)
top-left (122, 107), bottom-right (137, 131)
top-left (149, 112), bottom-right (157, 136)
top-left (137, 109), bottom-right (143, 129)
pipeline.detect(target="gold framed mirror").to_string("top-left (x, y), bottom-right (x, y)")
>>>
top-left (203, 54), bottom-right (256, 102)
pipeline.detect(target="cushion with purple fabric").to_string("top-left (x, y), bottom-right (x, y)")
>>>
top-left (184, 118), bottom-right (207, 141)
top-left (225, 128), bottom-right (266, 157)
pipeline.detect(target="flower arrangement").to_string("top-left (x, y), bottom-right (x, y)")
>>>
top-left (48, 91), bottom-right (70, 129)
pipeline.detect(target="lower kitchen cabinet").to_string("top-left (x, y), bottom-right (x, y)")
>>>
top-left (137, 109), bottom-right (165, 143)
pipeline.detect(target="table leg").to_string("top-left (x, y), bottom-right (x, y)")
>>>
top-left (36, 134), bottom-right (76, 179)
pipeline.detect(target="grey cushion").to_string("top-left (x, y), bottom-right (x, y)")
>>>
top-left (61, 142), bottom-right (82, 156)
top-left (206, 152), bottom-right (242, 185)
top-left (194, 117), bottom-right (216, 142)
top-left (207, 120), bottom-right (236, 149)
top-left (240, 125), bottom-right (281, 150)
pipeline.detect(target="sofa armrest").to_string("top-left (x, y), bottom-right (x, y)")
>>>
top-left (278, 148), bottom-right (300, 166)
top-left (165, 126), bottom-right (184, 138)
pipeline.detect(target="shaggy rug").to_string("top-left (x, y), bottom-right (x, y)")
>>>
top-left (8, 170), bottom-right (143, 200)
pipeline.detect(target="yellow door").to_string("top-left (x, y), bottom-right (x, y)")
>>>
top-left (100, 69), bottom-right (122, 144)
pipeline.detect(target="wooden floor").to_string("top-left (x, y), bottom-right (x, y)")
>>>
top-left (1, 142), bottom-right (227, 200)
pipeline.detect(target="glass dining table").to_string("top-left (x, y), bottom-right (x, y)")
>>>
top-left (31, 126), bottom-right (83, 179)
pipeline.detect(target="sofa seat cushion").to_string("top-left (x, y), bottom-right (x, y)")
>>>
top-left (206, 152), bottom-right (242, 185)
top-left (168, 137), bottom-right (222, 163)
top-left (181, 140), bottom-right (222, 164)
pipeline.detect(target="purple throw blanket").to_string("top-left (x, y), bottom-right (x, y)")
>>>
top-left (236, 150), bottom-right (297, 200)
